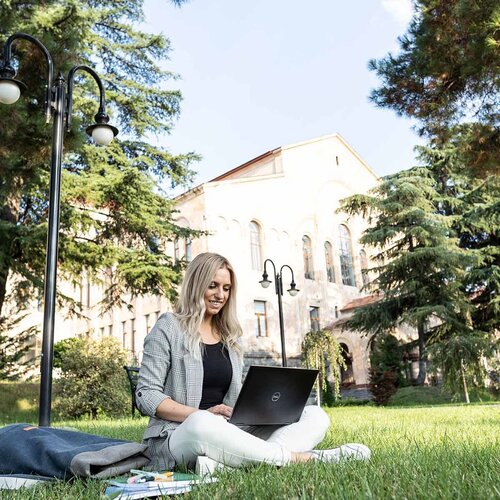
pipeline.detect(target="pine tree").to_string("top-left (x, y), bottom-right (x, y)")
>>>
top-left (0, 0), bottom-right (199, 322)
top-left (417, 133), bottom-right (500, 337)
top-left (358, 0), bottom-right (499, 391)
top-left (415, 136), bottom-right (499, 398)
top-left (339, 167), bottom-right (471, 384)
top-left (369, 0), bottom-right (499, 176)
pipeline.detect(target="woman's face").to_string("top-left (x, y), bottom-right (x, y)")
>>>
top-left (203, 267), bottom-right (232, 318)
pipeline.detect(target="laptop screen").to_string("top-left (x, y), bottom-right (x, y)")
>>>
top-left (229, 365), bottom-right (318, 426)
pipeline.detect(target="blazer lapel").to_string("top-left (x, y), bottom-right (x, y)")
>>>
top-left (224, 347), bottom-right (243, 407)
top-left (183, 352), bottom-right (203, 408)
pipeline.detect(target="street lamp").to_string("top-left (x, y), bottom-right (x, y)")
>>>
top-left (0, 33), bottom-right (119, 427)
top-left (259, 259), bottom-right (299, 367)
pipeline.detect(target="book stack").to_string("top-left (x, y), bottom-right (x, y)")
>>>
top-left (104, 470), bottom-right (216, 499)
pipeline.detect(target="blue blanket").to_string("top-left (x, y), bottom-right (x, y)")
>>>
top-left (0, 423), bottom-right (150, 480)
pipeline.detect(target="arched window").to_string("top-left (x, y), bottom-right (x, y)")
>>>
top-left (324, 241), bottom-right (335, 283)
top-left (302, 235), bottom-right (314, 279)
top-left (174, 238), bottom-right (180, 263)
top-left (338, 225), bottom-right (355, 286)
top-left (359, 249), bottom-right (369, 286)
top-left (249, 221), bottom-right (262, 271)
top-left (340, 343), bottom-right (355, 386)
top-left (184, 237), bottom-right (192, 262)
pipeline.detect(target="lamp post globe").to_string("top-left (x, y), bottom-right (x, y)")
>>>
top-left (0, 80), bottom-right (21, 104)
top-left (90, 124), bottom-right (115, 145)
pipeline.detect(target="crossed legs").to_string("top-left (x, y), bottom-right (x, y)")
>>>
top-left (168, 405), bottom-right (330, 469)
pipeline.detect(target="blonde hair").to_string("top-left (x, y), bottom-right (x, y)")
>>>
top-left (174, 252), bottom-right (243, 358)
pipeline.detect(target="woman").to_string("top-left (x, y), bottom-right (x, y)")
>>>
top-left (136, 253), bottom-right (370, 472)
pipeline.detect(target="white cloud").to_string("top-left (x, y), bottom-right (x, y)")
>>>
top-left (381, 0), bottom-right (413, 27)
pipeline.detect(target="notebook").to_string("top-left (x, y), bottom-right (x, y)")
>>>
top-left (228, 365), bottom-right (318, 426)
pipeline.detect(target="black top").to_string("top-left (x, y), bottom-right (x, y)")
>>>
top-left (199, 342), bottom-right (233, 410)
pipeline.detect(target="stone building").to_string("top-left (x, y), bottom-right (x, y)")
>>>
top-left (18, 132), bottom-right (420, 394)
top-left (171, 133), bottom-right (382, 393)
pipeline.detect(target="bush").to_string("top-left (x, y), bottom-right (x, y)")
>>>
top-left (370, 334), bottom-right (406, 386)
top-left (369, 333), bottom-right (406, 406)
top-left (370, 368), bottom-right (398, 406)
top-left (53, 337), bottom-right (82, 369)
top-left (55, 336), bottom-right (130, 419)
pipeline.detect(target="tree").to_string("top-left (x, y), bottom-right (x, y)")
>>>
top-left (0, 0), bottom-right (200, 326)
top-left (369, 0), bottom-right (499, 176)
top-left (302, 329), bottom-right (345, 404)
top-left (369, 334), bottom-right (406, 384)
top-left (369, 334), bottom-right (406, 406)
top-left (0, 316), bottom-right (36, 380)
top-left (416, 137), bottom-right (499, 338)
top-left (427, 328), bottom-right (494, 403)
top-left (339, 167), bottom-right (471, 384)
top-left (354, 0), bottom-right (499, 390)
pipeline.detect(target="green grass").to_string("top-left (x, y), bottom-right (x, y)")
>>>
top-left (1, 404), bottom-right (499, 499)
top-left (388, 385), bottom-right (498, 407)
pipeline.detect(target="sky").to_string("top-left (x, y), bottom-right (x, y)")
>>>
top-left (142, 0), bottom-right (422, 186)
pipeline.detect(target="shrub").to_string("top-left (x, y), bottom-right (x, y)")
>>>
top-left (53, 337), bottom-right (82, 369)
top-left (370, 334), bottom-right (406, 386)
top-left (55, 336), bottom-right (130, 419)
top-left (370, 368), bottom-right (398, 406)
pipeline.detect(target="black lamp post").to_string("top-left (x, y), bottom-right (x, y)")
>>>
top-left (0, 33), bottom-right (119, 427)
top-left (259, 259), bottom-right (299, 367)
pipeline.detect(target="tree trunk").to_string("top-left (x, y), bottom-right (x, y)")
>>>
top-left (416, 322), bottom-right (427, 385)
top-left (0, 193), bottom-right (22, 316)
top-left (316, 352), bottom-right (321, 406)
top-left (461, 360), bottom-right (470, 404)
top-left (0, 265), bottom-right (8, 317)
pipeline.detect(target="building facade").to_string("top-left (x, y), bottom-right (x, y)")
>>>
top-left (172, 133), bottom-right (382, 391)
top-left (18, 133), bottom-right (419, 393)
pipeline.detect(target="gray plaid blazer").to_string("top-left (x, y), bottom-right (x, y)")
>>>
top-left (135, 312), bottom-right (243, 468)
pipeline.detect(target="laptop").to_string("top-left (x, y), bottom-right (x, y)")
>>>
top-left (228, 365), bottom-right (318, 426)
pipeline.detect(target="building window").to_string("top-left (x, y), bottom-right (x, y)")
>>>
top-left (359, 249), bottom-right (369, 286)
top-left (324, 241), bottom-right (335, 283)
top-left (174, 238), bottom-right (180, 262)
top-left (86, 280), bottom-right (92, 308)
top-left (145, 314), bottom-right (151, 334)
top-left (309, 306), bottom-right (320, 332)
top-left (254, 300), bottom-right (268, 337)
top-left (78, 283), bottom-right (83, 310)
top-left (249, 221), bottom-right (262, 271)
top-left (302, 235), bottom-right (314, 279)
top-left (121, 321), bottom-right (128, 349)
top-left (131, 318), bottom-right (136, 355)
top-left (338, 224), bottom-right (355, 286)
top-left (108, 324), bottom-right (113, 337)
top-left (185, 237), bottom-right (192, 262)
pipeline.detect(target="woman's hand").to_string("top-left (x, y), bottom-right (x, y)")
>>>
top-left (207, 404), bottom-right (233, 420)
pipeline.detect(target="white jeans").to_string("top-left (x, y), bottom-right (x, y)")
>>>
top-left (168, 405), bottom-right (330, 469)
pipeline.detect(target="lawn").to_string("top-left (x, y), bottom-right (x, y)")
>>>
top-left (1, 402), bottom-right (498, 499)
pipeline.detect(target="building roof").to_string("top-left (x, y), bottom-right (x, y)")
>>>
top-left (175, 132), bottom-right (379, 202)
top-left (341, 294), bottom-right (382, 312)
top-left (209, 148), bottom-right (280, 182)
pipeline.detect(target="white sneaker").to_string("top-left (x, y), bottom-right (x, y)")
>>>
top-left (195, 456), bottom-right (227, 477)
top-left (312, 443), bottom-right (371, 463)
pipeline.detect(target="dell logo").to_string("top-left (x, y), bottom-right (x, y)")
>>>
top-left (271, 392), bottom-right (281, 402)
